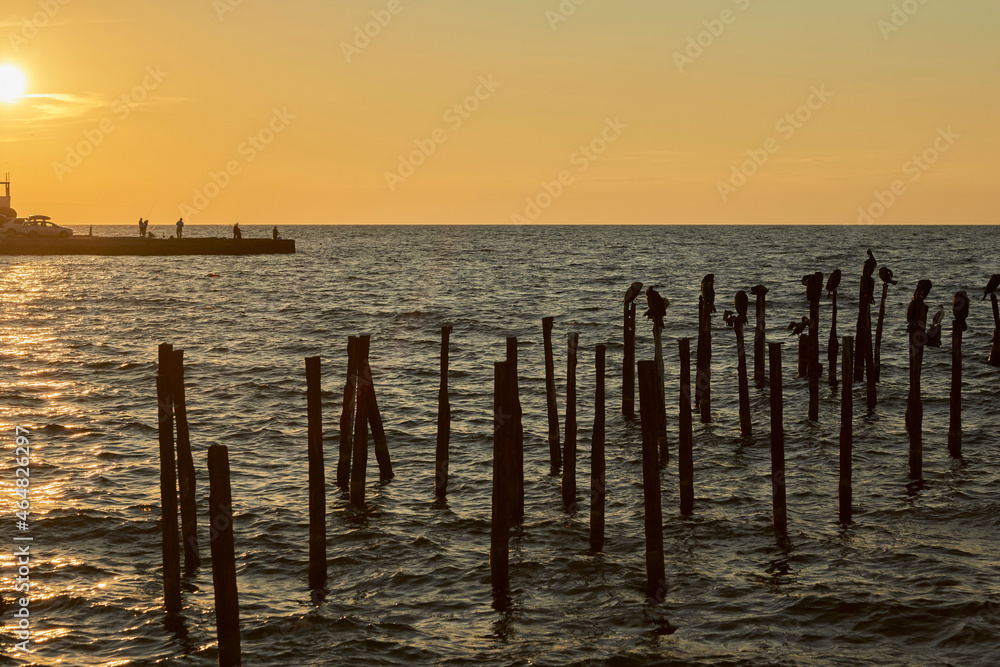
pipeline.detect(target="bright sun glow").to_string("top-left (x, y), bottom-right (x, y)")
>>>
top-left (0, 64), bottom-right (27, 103)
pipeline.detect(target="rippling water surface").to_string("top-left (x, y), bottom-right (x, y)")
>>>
top-left (1, 225), bottom-right (998, 667)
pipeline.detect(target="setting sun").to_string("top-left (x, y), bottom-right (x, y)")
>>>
top-left (0, 64), bottom-right (26, 103)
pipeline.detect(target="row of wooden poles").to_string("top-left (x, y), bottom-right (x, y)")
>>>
top-left (154, 268), bottom-right (1000, 658)
top-left (491, 269), bottom-right (1000, 601)
top-left (155, 336), bottom-right (395, 667)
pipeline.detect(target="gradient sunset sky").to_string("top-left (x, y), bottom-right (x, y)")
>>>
top-left (1, 0), bottom-right (997, 225)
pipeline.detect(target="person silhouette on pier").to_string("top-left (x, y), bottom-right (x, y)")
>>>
top-left (233, 222), bottom-right (242, 240)
top-left (176, 218), bottom-right (184, 239)
top-left (272, 226), bottom-right (279, 240)
top-left (138, 218), bottom-right (144, 237)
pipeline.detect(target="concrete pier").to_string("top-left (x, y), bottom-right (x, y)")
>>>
top-left (0, 236), bottom-right (294, 255)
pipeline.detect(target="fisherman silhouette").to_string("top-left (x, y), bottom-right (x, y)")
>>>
top-left (272, 226), bottom-right (279, 240)
top-left (176, 218), bottom-right (184, 239)
top-left (138, 217), bottom-right (144, 237)
top-left (233, 222), bottom-right (241, 240)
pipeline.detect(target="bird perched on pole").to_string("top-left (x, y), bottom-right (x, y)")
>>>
top-left (750, 284), bottom-right (768, 298)
top-left (879, 267), bottom-right (898, 286)
top-left (624, 281), bottom-right (643, 304)
top-left (702, 274), bottom-right (716, 314)
top-left (644, 286), bottom-right (668, 328)
top-left (982, 274), bottom-right (1000, 301)
top-left (926, 306), bottom-right (945, 347)
top-left (826, 270), bottom-right (841, 297)
top-left (786, 317), bottom-right (809, 336)
top-left (863, 249), bottom-right (877, 278)
top-left (803, 272), bottom-right (823, 303)
top-left (734, 290), bottom-right (749, 325)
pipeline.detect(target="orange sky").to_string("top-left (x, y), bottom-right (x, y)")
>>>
top-left (1, 0), bottom-right (998, 225)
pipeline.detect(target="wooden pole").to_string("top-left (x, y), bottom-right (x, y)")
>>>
top-left (207, 444), bottom-right (242, 667)
top-left (865, 330), bottom-right (878, 411)
top-left (337, 336), bottom-right (359, 489)
top-left (170, 349), bottom-right (199, 571)
top-left (542, 317), bottom-right (561, 473)
top-left (839, 337), bottom-right (854, 524)
top-left (905, 287), bottom-right (928, 480)
top-left (590, 345), bottom-right (606, 552)
top-left (855, 277), bottom-right (875, 383)
top-left (735, 318), bottom-right (751, 437)
top-left (989, 294), bottom-right (1000, 367)
top-left (562, 333), bottom-right (579, 511)
top-left (506, 337), bottom-right (524, 525)
top-left (356, 336), bottom-right (393, 481)
top-left (768, 343), bottom-right (787, 538)
top-left (828, 290), bottom-right (838, 385)
top-left (305, 356), bottom-right (326, 590)
top-left (948, 292), bottom-right (968, 459)
top-left (874, 282), bottom-right (890, 381)
top-left (652, 321), bottom-right (668, 463)
top-left (753, 287), bottom-right (767, 385)
top-left (638, 361), bottom-right (666, 601)
top-left (697, 297), bottom-right (712, 422)
top-left (156, 371), bottom-right (181, 614)
top-left (491, 361), bottom-right (512, 596)
top-left (435, 326), bottom-right (452, 496)
top-left (623, 301), bottom-right (636, 418)
top-left (678, 339), bottom-right (694, 516)
top-left (349, 352), bottom-right (371, 508)
top-left (807, 277), bottom-right (821, 422)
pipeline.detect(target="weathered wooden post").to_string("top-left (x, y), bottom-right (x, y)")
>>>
top-left (590, 345), bottom-right (606, 552)
top-left (768, 343), bottom-right (787, 539)
top-left (491, 361), bottom-right (513, 596)
top-left (678, 339), bottom-right (694, 516)
top-left (349, 353), bottom-right (372, 508)
top-left (949, 293), bottom-right (969, 459)
top-left (855, 251), bottom-right (877, 382)
top-left (338, 336), bottom-right (360, 489)
top-left (305, 356), bottom-right (326, 591)
top-left (207, 444), bottom-right (242, 667)
top-left (839, 337), bottom-right (854, 524)
top-left (506, 337), bottom-right (524, 525)
top-left (751, 285), bottom-right (768, 385)
top-left (435, 326), bottom-right (452, 496)
top-left (874, 267), bottom-right (898, 381)
top-left (697, 275), bottom-right (714, 422)
top-left (905, 280), bottom-right (931, 480)
top-left (732, 292), bottom-right (752, 437)
top-left (169, 349), bottom-right (199, 571)
top-left (358, 337), bottom-right (393, 481)
top-left (643, 285), bottom-right (670, 462)
top-left (805, 272), bottom-right (823, 422)
top-left (562, 333), bottom-right (579, 511)
top-left (827, 270), bottom-right (841, 385)
top-left (638, 361), bottom-right (666, 601)
top-left (623, 282), bottom-right (641, 418)
top-left (542, 317), bottom-right (561, 473)
top-left (155, 367), bottom-right (181, 614)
